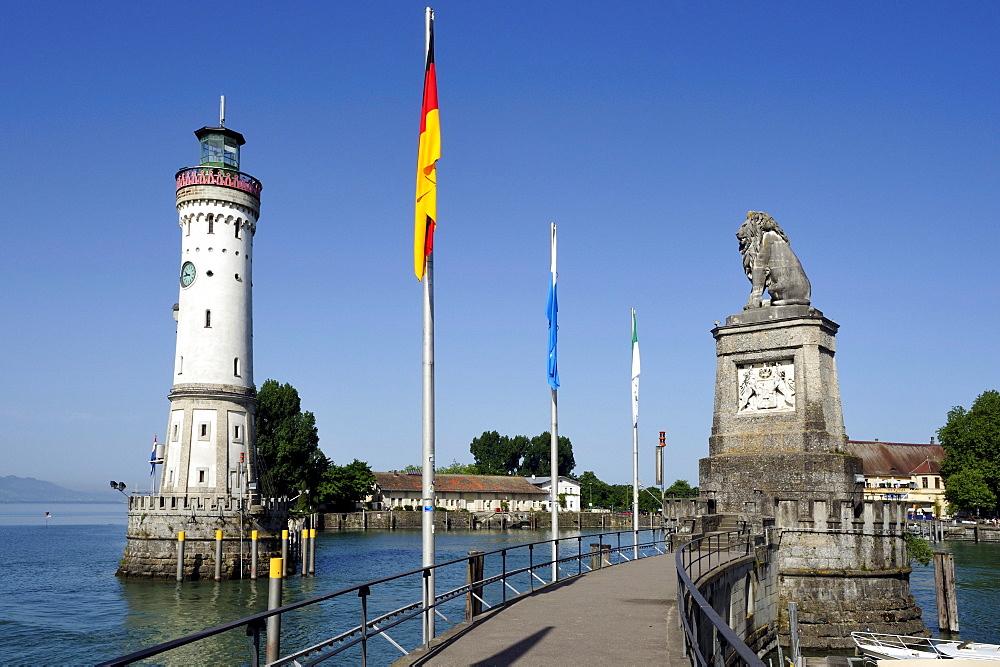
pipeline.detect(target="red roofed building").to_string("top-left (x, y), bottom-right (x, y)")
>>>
top-left (845, 440), bottom-right (947, 517)
top-left (371, 471), bottom-right (549, 512)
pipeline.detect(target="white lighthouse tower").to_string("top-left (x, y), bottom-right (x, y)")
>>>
top-left (119, 104), bottom-right (287, 580)
top-left (160, 108), bottom-right (261, 499)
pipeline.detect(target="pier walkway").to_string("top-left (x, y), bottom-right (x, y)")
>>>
top-left (396, 551), bottom-right (689, 666)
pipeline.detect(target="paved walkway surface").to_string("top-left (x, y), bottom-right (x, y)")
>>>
top-left (396, 552), bottom-right (689, 666)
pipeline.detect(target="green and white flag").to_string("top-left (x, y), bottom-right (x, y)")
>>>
top-left (631, 308), bottom-right (640, 426)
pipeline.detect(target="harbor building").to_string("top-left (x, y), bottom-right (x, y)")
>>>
top-left (846, 439), bottom-right (947, 516)
top-left (118, 111), bottom-right (289, 579)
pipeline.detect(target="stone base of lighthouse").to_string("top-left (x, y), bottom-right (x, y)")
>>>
top-left (117, 496), bottom-right (291, 580)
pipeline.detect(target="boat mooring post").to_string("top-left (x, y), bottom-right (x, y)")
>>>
top-left (281, 529), bottom-right (289, 577)
top-left (309, 525), bottom-right (316, 576)
top-left (300, 526), bottom-right (308, 576)
top-left (266, 558), bottom-right (283, 663)
top-left (251, 529), bottom-right (258, 580)
top-left (934, 551), bottom-right (960, 632)
top-left (215, 530), bottom-right (223, 581)
top-left (176, 531), bottom-right (185, 582)
top-left (466, 550), bottom-right (485, 621)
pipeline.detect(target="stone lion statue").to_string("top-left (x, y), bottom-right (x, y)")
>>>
top-left (737, 211), bottom-right (811, 310)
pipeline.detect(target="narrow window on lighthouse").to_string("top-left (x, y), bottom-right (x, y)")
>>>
top-left (234, 357), bottom-right (241, 377)
top-left (207, 214), bottom-right (214, 234)
top-left (178, 356), bottom-right (183, 374)
top-left (235, 222), bottom-right (241, 239)
top-left (205, 310), bottom-right (212, 327)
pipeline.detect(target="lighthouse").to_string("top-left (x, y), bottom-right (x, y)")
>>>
top-left (118, 103), bottom-right (287, 579)
top-left (161, 115), bottom-right (260, 499)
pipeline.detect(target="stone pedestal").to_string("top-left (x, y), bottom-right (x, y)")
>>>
top-left (696, 304), bottom-right (925, 650)
top-left (700, 305), bottom-right (863, 516)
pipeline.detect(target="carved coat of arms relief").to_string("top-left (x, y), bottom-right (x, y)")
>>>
top-left (737, 361), bottom-right (795, 413)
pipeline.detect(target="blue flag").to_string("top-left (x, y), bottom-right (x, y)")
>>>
top-left (149, 435), bottom-right (157, 476)
top-left (547, 224), bottom-right (559, 390)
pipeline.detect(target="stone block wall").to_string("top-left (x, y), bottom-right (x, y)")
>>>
top-left (774, 498), bottom-right (926, 650)
top-left (118, 494), bottom-right (289, 580)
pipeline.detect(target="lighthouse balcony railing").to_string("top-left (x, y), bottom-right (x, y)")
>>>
top-left (176, 166), bottom-right (262, 198)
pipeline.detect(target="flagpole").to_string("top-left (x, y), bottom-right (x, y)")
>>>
top-left (417, 5), bottom-right (437, 645)
top-left (631, 309), bottom-right (640, 559)
top-left (421, 250), bottom-right (436, 643)
top-left (548, 223), bottom-right (559, 582)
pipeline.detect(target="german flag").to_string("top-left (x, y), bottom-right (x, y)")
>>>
top-left (414, 8), bottom-right (440, 281)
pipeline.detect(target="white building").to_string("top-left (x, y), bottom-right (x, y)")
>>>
top-left (525, 476), bottom-right (582, 512)
top-left (372, 472), bottom-right (548, 511)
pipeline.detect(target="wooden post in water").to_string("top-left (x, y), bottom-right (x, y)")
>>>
top-left (266, 558), bottom-right (283, 663)
top-left (214, 530), bottom-right (223, 581)
top-left (250, 530), bottom-right (258, 579)
top-left (465, 550), bottom-right (485, 621)
top-left (934, 551), bottom-right (960, 632)
top-left (176, 531), bottom-right (185, 582)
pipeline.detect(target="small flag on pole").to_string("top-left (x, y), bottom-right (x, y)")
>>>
top-left (631, 309), bottom-right (640, 426)
top-left (149, 435), bottom-right (157, 476)
top-left (414, 8), bottom-right (440, 281)
top-left (547, 223), bottom-right (559, 390)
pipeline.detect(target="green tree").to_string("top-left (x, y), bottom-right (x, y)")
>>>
top-left (470, 431), bottom-right (524, 475)
top-left (469, 430), bottom-right (576, 477)
top-left (256, 379), bottom-right (325, 499)
top-left (664, 479), bottom-right (699, 498)
top-left (521, 432), bottom-right (576, 477)
top-left (436, 459), bottom-right (480, 474)
top-left (938, 390), bottom-right (1000, 515)
top-left (578, 470), bottom-right (613, 509)
top-left (316, 459), bottom-right (376, 512)
top-left (903, 532), bottom-right (934, 567)
top-left (944, 468), bottom-right (997, 516)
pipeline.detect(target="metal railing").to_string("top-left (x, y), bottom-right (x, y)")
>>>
top-left (675, 530), bottom-right (765, 667)
top-left (176, 166), bottom-right (263, 198)
top-left (98, 528), bottom-right (669, 666)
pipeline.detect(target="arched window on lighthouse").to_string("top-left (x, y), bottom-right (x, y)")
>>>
top-left (205, 310), bottom-right (212, 327)
top-left (234, 357), bottom-right (241, 377)
top-left (235, 221), bottom-right (241, 239)
top-left (207, 214), bottom-right (214, 234)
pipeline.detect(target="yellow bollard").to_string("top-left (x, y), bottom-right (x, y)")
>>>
top-left (266, 558), bottom-right (283, 662)
top-left (215, 530), bottom-right (223, 581)
top-left (251, 529), bottom-right (259, 580)
top-left (176, 531), bottom-right (185, 582)
top-left (309, 528), bottom-right (317, 576)
top-left (281, 529), bottom-right (289, 577)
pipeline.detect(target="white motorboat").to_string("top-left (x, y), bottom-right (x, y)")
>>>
top-left (852, 631), bottom-right (1000, 660)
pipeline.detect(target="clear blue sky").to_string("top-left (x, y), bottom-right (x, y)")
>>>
top-left (2, 1), bottom-right (998, 494)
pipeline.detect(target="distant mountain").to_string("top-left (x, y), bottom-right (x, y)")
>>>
top-left (0, 476), bottom-right (115, 503)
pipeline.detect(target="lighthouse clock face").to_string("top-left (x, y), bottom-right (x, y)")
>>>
top-left (180, 261), bottom-right (196, 287)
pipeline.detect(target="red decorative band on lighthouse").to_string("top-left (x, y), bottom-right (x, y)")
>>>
top-left (176, 167), bottom-right (262, 198)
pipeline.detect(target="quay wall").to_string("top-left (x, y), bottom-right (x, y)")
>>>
top-left (670, 498), bottom-right (927, 654)
top-left (692, 537), bottom-right (780, 660)
top-left (118, 494), bottom-right (290, 580)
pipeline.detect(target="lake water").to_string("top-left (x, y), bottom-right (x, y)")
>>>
top-left (1, 503), bottom-right (998, 664)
